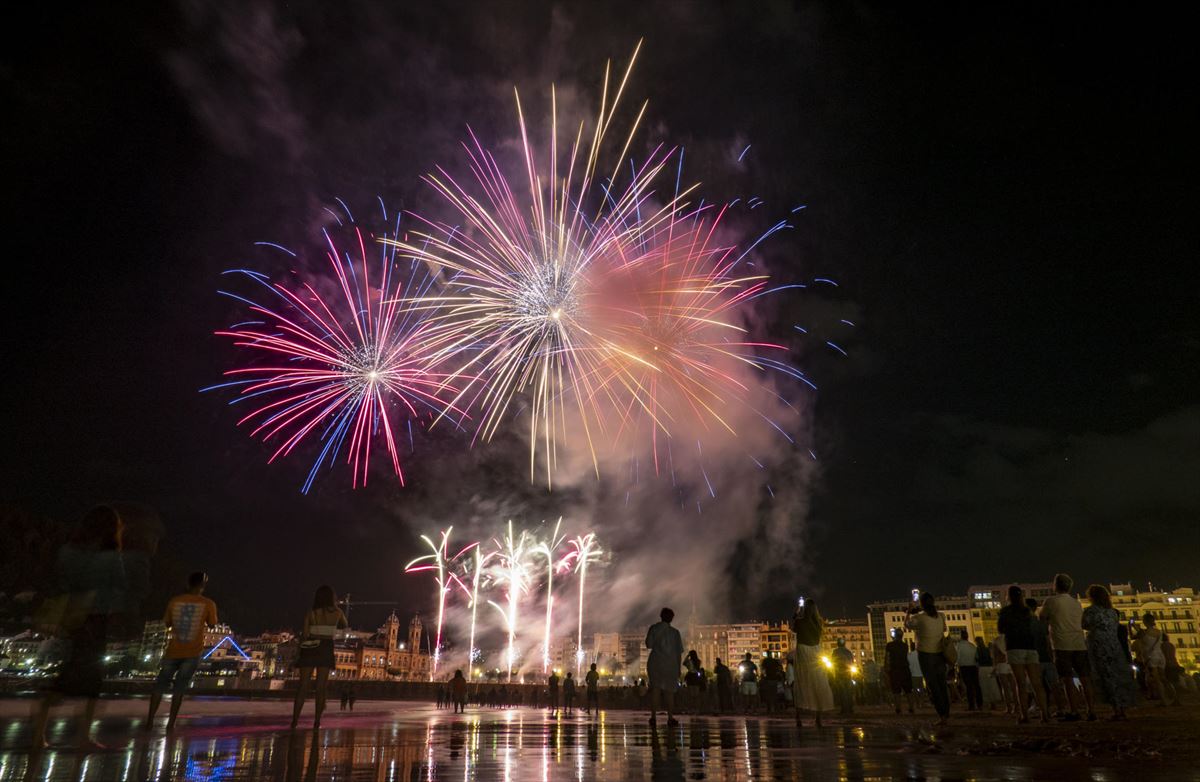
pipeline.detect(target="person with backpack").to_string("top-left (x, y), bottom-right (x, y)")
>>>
top-left (905, 592), bottom-right (951, 725)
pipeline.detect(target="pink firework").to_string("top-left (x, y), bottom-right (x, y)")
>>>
top-left (209, 211), bottom-right (461, 493)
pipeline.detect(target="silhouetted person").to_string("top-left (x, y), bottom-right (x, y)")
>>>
top-left (340, 689), bottom-right (349, 711)
top-left (146, 571), bottom-right (218, 732)
top-left (347, 689), bottom-right (356, 711)
top-left (547, 670), bottom-right (560, 712)
top-left (563, 672), bottom-right (577, 710)
top-left (290, 585), bottom-right (348, 729)
top-left (30, 506), bottom-right (127, 750)
top-left (713, 657), bottom-right (733, 712)
top-left (645, 606), bottom-right (684, 726)
top-left (884, 627), bottom-right (915, 714)
top-left (451, 669), bottom-right (467, 713)
top-left (585, 663), bottom-right (600, 713)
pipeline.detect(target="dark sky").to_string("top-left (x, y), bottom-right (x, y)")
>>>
top-left (3, 1), bottom-right (1197, 634)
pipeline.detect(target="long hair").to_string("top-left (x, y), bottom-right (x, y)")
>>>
top-left (1087, 584), bottom-right (1112, 609)
top-left (920, 592), bottom-right (938, 618)
top-left (312, 585), bottom-right (337, 611)
top-left (687, 649), bottom-right (701, 667)
top-left (71, 505), bottom-right (123, 551)
top-left (1007, 585), bottom-right (1028, 613)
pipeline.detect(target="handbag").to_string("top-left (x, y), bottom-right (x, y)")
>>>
top-left (940, 634), bottom-right (958, 665)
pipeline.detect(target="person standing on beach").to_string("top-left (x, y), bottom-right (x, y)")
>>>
top-left (645, 607), bottom-right (684, 727)
top-left (146, 571), bottom-right (218, 731)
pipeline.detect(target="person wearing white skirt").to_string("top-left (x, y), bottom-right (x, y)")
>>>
top-left (791, 600), bottom-right (834, 727)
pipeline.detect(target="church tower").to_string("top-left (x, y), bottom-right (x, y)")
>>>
top-left (385, 611), bottom-right (400, 653)
top-left (408, 614), bottom-right (423, 652)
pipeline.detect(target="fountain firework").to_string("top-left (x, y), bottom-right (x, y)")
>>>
top-left (465, 545), bottom-right (495, 682)
top-left (569, 533), bottom-right (603, 672)
top-left (531, 518), bottom-right (570, 672)
top-left (404, 528), bottom-right (470, 681)
top-left (487, 521), bottom-right (534, 682)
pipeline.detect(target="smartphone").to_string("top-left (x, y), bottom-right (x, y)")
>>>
top-left (911, 588), bottom-right (920, 603)
top-left (797, 596), bottom-right (806, 608)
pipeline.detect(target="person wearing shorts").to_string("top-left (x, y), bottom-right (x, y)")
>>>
top-left (147, 571), bottom-right (218, 731)
top-left (1040, 573), bottom-right (1097, 721)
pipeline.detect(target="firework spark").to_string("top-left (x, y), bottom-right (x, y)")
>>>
top-left (208, 210), bottom-right (460, 493)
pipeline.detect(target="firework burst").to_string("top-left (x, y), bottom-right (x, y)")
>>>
top-left (209, 209), bottom-right (461, 493)
top-left (386, 41), bottom-right (690, 486)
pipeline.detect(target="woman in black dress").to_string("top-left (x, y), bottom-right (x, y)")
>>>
top-left (291, 585), bottom-right (348, 729)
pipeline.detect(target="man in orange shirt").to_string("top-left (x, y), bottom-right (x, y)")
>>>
top-left (146, 571), bottom-right (218, 731)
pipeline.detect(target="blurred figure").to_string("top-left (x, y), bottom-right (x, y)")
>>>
top-left (884, 628), bottom-right (915, 715)
top-left (906, 592), bottom-right (950, 725)
top-left (906, 642), bottom-right (923, 697)
top-left (955, 629), bottom-right (982, 711)
top-left (738, 652), bottom-right (759, 714)
top-left (998, 586), bottom-right (1048, 724)
top-left (1028, 597), bottom-right (1068, 718)
top-left (831, 638), bottom-right (855, 716)
top-left (547, 670), bottom-right (560, 713)
top-left (347, 689), bottom-right (356, 711)
top-left (991, 634), bottom-right (1019, 714)
top-left (146, 571), bottom-right (218, 731)
top-left (1161, 634), bottom-right (1183, 706)
top-left (645, 607), bottom-right (684, 726)
top-left (1039, 572), bottom-right (1096, 721)
top-left (451, 669), bottom-right (467, 713)
top-left (1082, 584), bottom-right (1134, 720)
top-left (585, 662), bottom-right (600, 713)
top-left (563, 672), bottom-right (577, 711)
top-left (30, 505), bottom-right (127, 750)
top-left (975, 635), bottom-right (1003, 709)
top-left (713, 657), bottom-right (733, 712)
top-left (1132, 613), bottom-right (1173, 705)
top-left (683, 650), bottom-right (704, 713)
top-left (290, 585), bottom-right (348, 729)
top-left (791, 598), bottom-right (833, 727)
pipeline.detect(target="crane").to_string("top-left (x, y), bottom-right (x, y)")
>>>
top-left (337, 593), bottom-right (403, 625)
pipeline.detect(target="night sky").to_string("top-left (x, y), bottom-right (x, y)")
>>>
top-left (3, 2), bottom-right (1197, 635)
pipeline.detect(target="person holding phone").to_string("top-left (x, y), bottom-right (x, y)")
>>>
top-left (905, 592), bottom-right (951, 725)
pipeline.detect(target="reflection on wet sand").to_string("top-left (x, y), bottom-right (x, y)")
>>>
top-left (0, 703), bottom-right (1173, 781)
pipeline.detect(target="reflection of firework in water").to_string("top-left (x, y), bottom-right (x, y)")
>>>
top-left (404, 528), bottom-right (471, 681)
top-left (209, 207), bottom-right (459, 493)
